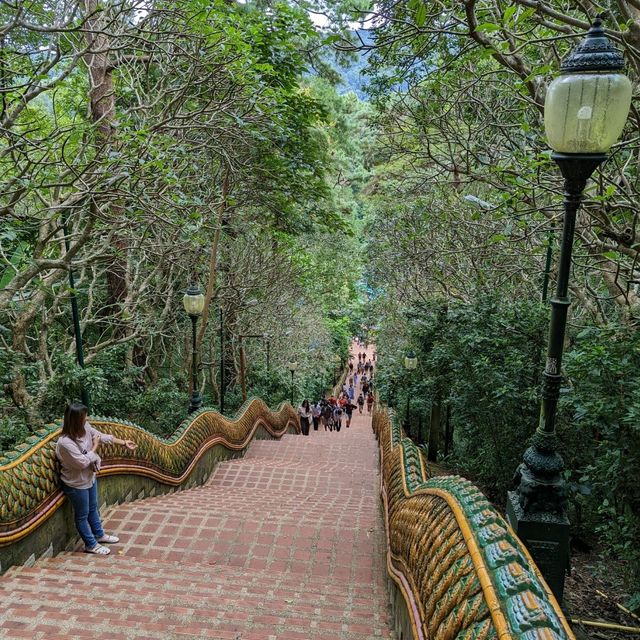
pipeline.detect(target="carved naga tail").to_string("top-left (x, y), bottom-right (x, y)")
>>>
top-left (373, 407), bottom-right (575, 640)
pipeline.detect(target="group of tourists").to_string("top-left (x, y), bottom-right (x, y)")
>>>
top-left (297, 346), bottom-right (376, 436)
top-left (349, 352), bottom-right (375, 380)
top-left (297, 396), bottom-right (353, 435)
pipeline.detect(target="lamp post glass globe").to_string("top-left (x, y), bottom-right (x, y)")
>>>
top-left (183, 284), bottom-right (205, 316)
top-left (404, 351), bottom-right (418, 371)
top-left (544, 16), bottom-right (632, 154)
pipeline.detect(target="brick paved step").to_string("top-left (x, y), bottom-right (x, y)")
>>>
top-left (4, 554), bottom-right (390, 606)
top-left (97, 478), bottom-right (387, 585)
top-left (7, 554), bottom-right (386, 602)
top-left (1, 555), bottom-right (392, 639)
top-left (122, 478), bottom-right (381, 514)
top-left (21, 552), bottom-right (386, 596)
top-left (246, 430), bottom-right (377, 462)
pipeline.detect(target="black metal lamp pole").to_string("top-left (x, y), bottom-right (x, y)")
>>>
top-left (183, 284), bottom-right (205, 414)
top-left (189, 314), bottom-right (202, 413)
top-left (541, 221), bottom-right (555, 303)
top-left (507, 16), bottom-right (632, 603)
top-left (287, 359), bottom-right (298, 406)
top-left (538, 155), bottom-right (605, 437)
top-left (403, 351), bottom-right (417, 436)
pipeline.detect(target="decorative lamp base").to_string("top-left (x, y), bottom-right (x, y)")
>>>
top-left (506, 491), bottom-right (569, 603)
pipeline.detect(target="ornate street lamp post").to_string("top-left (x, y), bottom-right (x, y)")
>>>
top-left (507, 16), bottom-right (632, 603)
top-left (403, 351), bottom-right (417, 435)
top-left (183, 284), bottom-right (206, 413)
top-left (288, 359), bottom-right (298, 406)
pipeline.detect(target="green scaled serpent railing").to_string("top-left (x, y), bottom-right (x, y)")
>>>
top-left (373, 405), bottom-right (575, 640)
top-left (0, 398), bottom-right (299, 572)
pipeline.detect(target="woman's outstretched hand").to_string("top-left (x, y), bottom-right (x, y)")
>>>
top-left (123, 440), bottom-right (137, 450)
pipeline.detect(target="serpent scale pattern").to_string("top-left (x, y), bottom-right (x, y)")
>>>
top-left (373, 407), bottom-right (575, 640)
top-left (0, 398), bottom-right (299, 545)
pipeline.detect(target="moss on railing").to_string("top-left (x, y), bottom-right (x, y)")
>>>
top-left (373, 406), bottom-right (574, 640)
top-left (0, 398), bottom-right (299, 572)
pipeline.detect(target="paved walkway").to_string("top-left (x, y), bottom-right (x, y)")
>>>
top-left (0, 349), bottom-right (393, 639)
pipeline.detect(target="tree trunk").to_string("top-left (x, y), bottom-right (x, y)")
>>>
top-left (444, 404), bottom-right (453, 457)
top-left (82, 0), bottom-right (127, 322)
top-left (83, 0), bottom-right (116, 145)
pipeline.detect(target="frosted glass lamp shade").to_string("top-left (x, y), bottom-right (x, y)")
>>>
top-left (544, 72), bottom-right (632, 153)
top-left (404, 352), bottom-right (418, 370)
top-left (183, 285), bottom-right (205, 316)
top-left (288, 360), bottom-right (298, 372)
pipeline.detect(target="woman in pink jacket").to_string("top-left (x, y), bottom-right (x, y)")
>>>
top-left (55, 403), bottom-right (137, 556)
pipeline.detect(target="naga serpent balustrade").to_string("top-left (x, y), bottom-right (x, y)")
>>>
top-left (373, 406), bottom-right (575, 640)
top-left (0, 398), bottom-right (299, 570)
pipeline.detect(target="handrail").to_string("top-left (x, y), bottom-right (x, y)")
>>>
top-left (373, 405), bottom-right (575, 640)
top-left (0, 398), bottom-right (299, 550)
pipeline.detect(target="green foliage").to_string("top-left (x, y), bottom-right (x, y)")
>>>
top-left (36, 354), bottom-right (108, 421)
top-left (562, 325), bottom-right (640, 585)
top-left (130, 379), bottom-right (188, 437)
top-left (379, 298), bottom-right (545, 494)
top-left (242, 367), bottom-right (294, 410)
top-left (359, 0), bottom-right (640, 593)
top-left (0, 414), bottom-right (30, 453)
top-left (24, 347), bottom-right (186, 440)
top-left (0, 0), bottom-right (369, 449)
top-left (378, 301), bottom-right (640, 587)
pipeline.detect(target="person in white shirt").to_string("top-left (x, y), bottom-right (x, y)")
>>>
top-left (56, 403), bottom-right (137, 555)
top-left (312, 402), bottom-right (322, 431)
top-left (297, 399), bottom-right (312, 436)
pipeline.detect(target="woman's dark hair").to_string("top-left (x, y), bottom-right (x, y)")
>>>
top-left (62, 403), bottom-right (88, 439)
top-left (302, 399), bottom-right (310, 410)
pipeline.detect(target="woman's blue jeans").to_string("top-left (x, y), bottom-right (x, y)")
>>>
top-left (61, 481), bottom-right (104, 549)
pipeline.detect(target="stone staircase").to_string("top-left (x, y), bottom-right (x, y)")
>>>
top-left (0, 419), bottom-right (394, 639)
